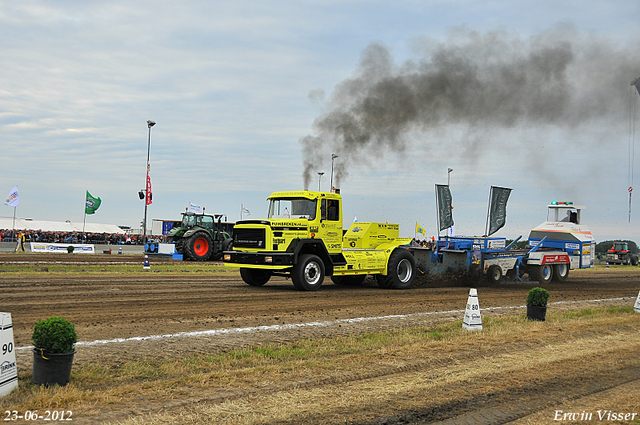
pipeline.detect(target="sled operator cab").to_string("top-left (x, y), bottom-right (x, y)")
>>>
top-left (528, 201), bottom-right (595, 270)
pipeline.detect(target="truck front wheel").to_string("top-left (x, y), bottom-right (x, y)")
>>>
top-left (530, 264), bottom-right (553, 283)
top-left (292, 254), bottom-right (325, 291)
top-left (379, 249), bottom-right (416, 289)
top-left (185, 233), bottom-right (212, 261)
top-left (240, 268), bottom-right (272, 286)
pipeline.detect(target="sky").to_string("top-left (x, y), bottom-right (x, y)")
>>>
top-left (1, 0), bottom-right (640, 241)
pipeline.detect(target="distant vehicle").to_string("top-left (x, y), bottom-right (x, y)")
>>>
top-left (166, 212), bottom-right (232, 261)
top-left (606, 241), bottom-right (638, 266)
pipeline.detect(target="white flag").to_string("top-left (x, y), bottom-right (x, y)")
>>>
top-left (242, 205), bottom-right (250, 216)
top-left (4, 187), bottom-right (19, 207)
top-left (187, 203), bottom-right (203, 214)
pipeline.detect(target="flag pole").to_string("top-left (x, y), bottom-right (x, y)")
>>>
top-left (484, 187), bottom-right (493, 237)
top-left (12, 206), bottom-right (16, 241)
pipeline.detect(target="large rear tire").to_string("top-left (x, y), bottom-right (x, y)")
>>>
top-left (379, 249), bottom-right (416, 289)
top-left (553, 264), bottom-right (569, 282)
top-left (292, 254), bottom-right (325, 291)
top-left (240, 268), bottom-right (272, 286)
top-left (184, 232), bottom-right (213, 261)
top-left (530, 264), bottom-right (553, 283)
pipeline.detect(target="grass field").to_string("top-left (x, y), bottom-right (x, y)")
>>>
top-left (3, 306), bottom-right (640, 424)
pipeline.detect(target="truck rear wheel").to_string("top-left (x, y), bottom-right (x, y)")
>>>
top-left (486, 265), bottom-right (502, 284)
top-left (292, 254), bottom-right (325, 291)
top-left (553, 264), bottom-right (569, 282)
top-left (185, 232), bottom-right (212, 261)
top-left (240, 268), bottom-right (272, 286)
top-left (530, 264), bottom-right (553, 283)
top-left (379, 249), bottom-right (415, 289)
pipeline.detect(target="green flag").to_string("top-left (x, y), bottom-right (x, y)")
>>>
top-left (85, 191), bottom-right (101, 215)
top-left (487, 186), bottom-right (512, 236)
top-left (436, 184), bottom-right (454, 231)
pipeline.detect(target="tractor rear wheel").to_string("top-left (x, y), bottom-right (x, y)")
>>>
top-left (240, 268), bottom-right (272, 286)
top-left (184, 232), bottom-right (213, 261)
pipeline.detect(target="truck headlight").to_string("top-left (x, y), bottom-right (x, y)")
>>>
top-left (223, 254), bottom-right (231, 261)
top-left (265, 256), bottom-right (273, 263)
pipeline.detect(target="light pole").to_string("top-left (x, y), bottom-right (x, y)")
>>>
top-left (330, 154), bottom-right (338, 191)
top-left (318, 172), bottom-right (324, 192)
top-left (142, 120), bottom-right (155, 247)
top-left (447, 168), bottom-right (453, 186)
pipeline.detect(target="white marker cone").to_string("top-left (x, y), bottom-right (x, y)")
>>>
top-left (0, 313), bottom-right (18, 397)
top-left (143, 255), bottom-right (150, 270)
top-left (463, 288), bottom-right (483, 331)
top-left (634, 291), bottom-right (640, 314)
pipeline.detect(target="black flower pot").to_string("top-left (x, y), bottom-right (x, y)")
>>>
top-left (32, 348), bottom-right (76, 386)
top-left (527, 305), bottom-right (547, 321)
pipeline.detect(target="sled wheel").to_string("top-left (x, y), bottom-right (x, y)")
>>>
top-left (530, 264), bottom-right (553, 284)
top-left (486, 265), bottom-right (502, 284)
top-left (553, 264), bottom-right (569, 282)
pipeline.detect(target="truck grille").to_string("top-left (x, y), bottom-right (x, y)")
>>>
top-left (233, 228), bottom-right (266, 249)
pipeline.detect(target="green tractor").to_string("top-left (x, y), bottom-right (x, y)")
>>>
top-left (167, 212), bottom-right (233, 261)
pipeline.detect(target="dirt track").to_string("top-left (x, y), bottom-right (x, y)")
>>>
top-left (4, 254), bottom-right (638, 349)
top-left (3, 254), bottom-right (640, 424)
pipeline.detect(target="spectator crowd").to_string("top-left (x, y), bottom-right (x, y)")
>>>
top-left (0, 230), bottom-right (154, 245)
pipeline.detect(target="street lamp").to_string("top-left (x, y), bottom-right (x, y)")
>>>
top-left (318, 172), bottom-right (324, 192)
top-left (142, 120), bottom-right (155, 247)
top-left (330, 154), bottom-right (338, 191)
top-left (447, 168), bottom-right (453, 186)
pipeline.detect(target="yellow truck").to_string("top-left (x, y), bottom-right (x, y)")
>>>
top-left (223, 190), bottom-right (416, 291)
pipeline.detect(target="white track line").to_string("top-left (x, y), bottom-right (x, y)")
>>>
top-left (15, 296), bottom-right (633, 351)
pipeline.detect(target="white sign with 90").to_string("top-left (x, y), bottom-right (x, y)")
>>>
top-left (0, 313), bottom-right (18, 397)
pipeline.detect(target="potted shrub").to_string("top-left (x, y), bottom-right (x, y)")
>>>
top-left (31, 316), bottom-right (78, 386)
top-left (526, 287), bottom-right (549, 321)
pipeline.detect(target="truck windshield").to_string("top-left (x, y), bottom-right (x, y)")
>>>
top-left (268, 198), bottom-right (317, 220)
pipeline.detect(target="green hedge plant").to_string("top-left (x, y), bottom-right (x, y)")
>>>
top-left (32, 316), bottom-right (78, 354)
top-left (527, 287), bottom-right (550, 307)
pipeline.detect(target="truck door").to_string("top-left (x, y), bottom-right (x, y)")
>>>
top-left (319, 198), bottom-right (343, 254)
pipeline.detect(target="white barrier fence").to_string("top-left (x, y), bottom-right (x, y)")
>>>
top-left (29, 243), bottom-right (96, 254)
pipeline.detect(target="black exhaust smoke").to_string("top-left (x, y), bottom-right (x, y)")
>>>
top-left (300, 26), bottom-right (639, 190)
